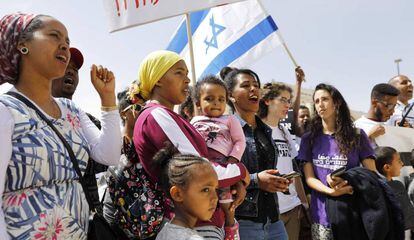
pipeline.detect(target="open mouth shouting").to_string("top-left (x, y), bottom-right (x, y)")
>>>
top-left (248, 94), bottom-right (259, 103)
top-left (56, 54), bottom-right (68, 64)
top-left (63, 76), bottom-right (74, 86)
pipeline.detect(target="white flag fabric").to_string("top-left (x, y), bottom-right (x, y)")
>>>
top-left (102, 0), bottom-right (247, 32)
top-left (166, 0), bottom-right (282, 79)
top-left (376, 126), bottom-right (414, 152)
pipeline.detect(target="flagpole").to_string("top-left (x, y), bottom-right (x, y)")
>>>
top-left (276, 32), bottom-right (299, 68)
top-left (185, 13), bottom-right (197, 86)
top-left (257, 0), bottom-right (299, 68)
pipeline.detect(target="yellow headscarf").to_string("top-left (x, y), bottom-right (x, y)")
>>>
top-left (135, 50), bottom-right (182, 101)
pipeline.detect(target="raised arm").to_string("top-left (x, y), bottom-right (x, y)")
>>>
top-left (292, 67), bottom-right (305, 134)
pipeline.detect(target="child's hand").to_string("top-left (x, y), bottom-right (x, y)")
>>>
top-left (227, 156), bottom-right (239, 164)
top-left (230, 181), bottom-right (246, 212)
top-left (220, 202), bottom-right (235, 226)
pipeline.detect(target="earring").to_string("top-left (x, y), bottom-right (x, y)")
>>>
top-left (20, 47), bottom-right (29, 55)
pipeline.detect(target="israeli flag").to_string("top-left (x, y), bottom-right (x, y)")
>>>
top-left (166, 0), bottom-right (282, 79)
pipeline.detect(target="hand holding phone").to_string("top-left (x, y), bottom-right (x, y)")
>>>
top-left (281, 171), bottom-right (301, 180)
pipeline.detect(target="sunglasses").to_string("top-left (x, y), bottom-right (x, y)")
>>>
top-left (376, 100), bottom-right (396, 111)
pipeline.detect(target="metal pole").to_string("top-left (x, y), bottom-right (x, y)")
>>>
top-left (394, 59), bottom-right (402, 75)
top-left (257, 0), bottom-right (304, 82)
top-left (185, 13), bottom-right (197, 86)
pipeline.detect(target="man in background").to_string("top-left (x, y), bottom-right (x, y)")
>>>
top-left (354, 83), bottom-right (399, 147)
top-left (52, 47), bottom-right (101, 128)
top-left (387, 75), bottom-right (413, 127)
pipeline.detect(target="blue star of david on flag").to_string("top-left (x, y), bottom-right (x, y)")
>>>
top-left (204, 15), bottom-right (225, 54)
top-left (166, 0), bottom-right (281, 79)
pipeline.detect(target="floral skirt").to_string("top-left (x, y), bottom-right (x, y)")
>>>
top-left (3, 182), bottom-right (88, 240)
top-left (311, 223), bottom-right (333, 240)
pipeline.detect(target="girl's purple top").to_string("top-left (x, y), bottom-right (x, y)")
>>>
top-left (297, 129), bottom-right (374, 226)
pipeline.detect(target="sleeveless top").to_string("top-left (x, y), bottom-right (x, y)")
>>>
top-left (0, 95), bottom-right (90, 240)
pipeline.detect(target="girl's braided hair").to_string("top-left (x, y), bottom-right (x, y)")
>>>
top-left (153, 142), bottom-right (210, 196)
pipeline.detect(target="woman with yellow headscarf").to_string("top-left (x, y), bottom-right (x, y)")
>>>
top-left (126, 50), bottom-right (248, 239)
top-left (132, 50), bottom-right (207, 174)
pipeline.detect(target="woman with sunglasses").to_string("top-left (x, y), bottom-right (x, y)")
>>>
top-left (297, 83), bottom-right (376, 239)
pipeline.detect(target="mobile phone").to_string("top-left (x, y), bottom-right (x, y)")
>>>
top-left (331, 166), bottom-right (346, 178)
top-left (281, 171), bottom-right (301, 179)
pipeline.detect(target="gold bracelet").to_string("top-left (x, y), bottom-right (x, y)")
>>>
top-left (101, 105), bottom-right (118, 112)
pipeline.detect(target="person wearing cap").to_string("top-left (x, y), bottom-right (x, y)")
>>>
top-left (52, 47), bottom-right (102, 130)
top-left (52, 47), bottom-right (83, 99)
top-left (0, 13), bottom-right (121, 239)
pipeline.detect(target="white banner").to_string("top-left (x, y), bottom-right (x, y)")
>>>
top-left (102, 0), bottom-right (247, 32)
top-left (376, 126), bottom-right (414, 152)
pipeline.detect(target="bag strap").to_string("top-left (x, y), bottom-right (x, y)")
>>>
top-left (5, 91), bottom-right (97, 211)
top-left (399, 102), bottom-right (414, 126)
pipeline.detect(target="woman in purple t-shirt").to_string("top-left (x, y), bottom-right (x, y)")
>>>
top-left (297, 83), bottom-right (376, 240)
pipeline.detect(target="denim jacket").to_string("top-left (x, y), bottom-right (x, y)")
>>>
top-left (234, 115), bottom-right (280, 218)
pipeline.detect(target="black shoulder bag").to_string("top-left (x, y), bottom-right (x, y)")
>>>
top-left (6, 92), bottom-right (122, 240)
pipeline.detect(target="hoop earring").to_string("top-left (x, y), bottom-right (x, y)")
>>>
top-left (20, 47), bottom-right (29, 55)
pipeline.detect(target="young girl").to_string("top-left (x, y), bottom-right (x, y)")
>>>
top-left (297, 83), bottom-right (375, 240)
top-left (191, 75), bottom-right (246, 203)
top-left (155, 144), bottom-right (219, 240)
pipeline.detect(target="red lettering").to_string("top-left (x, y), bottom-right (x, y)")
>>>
top-left (118, 0), bottom-right (159, 13)
top-left (115, 0), bottom-right (120, 16)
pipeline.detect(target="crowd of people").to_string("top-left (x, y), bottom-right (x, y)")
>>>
top-left (0, 12), bottom-right (414, 240)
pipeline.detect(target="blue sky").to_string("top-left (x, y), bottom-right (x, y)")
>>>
top-left (1, 0), bottom-right (413, 117)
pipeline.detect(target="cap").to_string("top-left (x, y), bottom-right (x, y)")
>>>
top-left (69, 47), bottom-right (84, 69)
